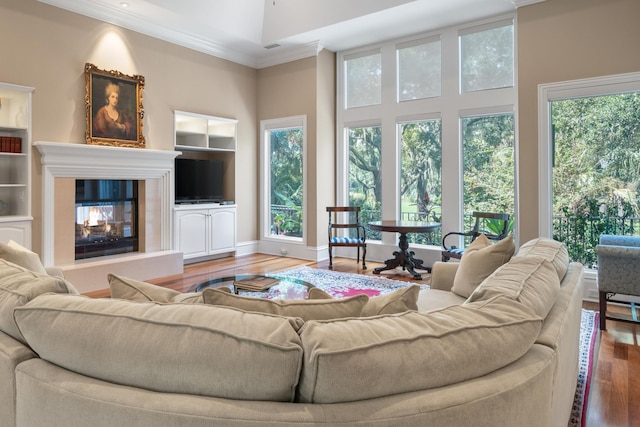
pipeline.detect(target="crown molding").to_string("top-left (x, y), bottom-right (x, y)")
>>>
top-left (511, 0), bottom-right (547, 7)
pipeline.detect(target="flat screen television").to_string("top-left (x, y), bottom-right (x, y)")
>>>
top-left (175, 158), bottom-right (224, 203)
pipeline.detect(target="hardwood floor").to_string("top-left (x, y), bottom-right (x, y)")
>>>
top-left (85, 253), bottom-right (640, 426)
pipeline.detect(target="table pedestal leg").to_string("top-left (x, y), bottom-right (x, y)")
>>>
top-left (372, 233), bottom-right (430, 280)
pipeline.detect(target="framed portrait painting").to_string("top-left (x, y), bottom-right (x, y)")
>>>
top-left (85, 63), bottom-right (145, 148)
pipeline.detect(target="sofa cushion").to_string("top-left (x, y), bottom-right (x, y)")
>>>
top-left (202, 288), bottom-right (368, 321)
top-left (0, 240), bottom-right (48, 275)
top-left (308, 286), bottom-right (421, 316)
top-left (296, 295), bottom-right (542, 403)
top-left (514, 237), bottom-right (570, 281)
top-left (14, 294), bottom-right (304, 402)
top-left (466, 256), bottom-right (561, 319)
top-left (0, 259), bottom-right (78, 343)
top-left (451, 234), bottom-right (515, 298)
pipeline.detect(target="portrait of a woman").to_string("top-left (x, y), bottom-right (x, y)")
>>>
top-left (92, 82), bottom-right (134, 140)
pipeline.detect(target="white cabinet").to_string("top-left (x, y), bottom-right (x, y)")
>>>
top-left (174, 111), bottom-right (237, 152)
top-left (173, 204), bottom-right (236, 261)
top-left (0, 83), bottom-right (33, 248)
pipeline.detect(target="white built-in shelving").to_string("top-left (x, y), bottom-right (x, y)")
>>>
top-left (0, 83), bottom-right (34, 248)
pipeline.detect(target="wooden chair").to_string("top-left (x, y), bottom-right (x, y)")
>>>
top-left (441, 211), bottom-right (511, 261)
top-left (596, 234), bottom-right (640, 330)
top-left (327, 206), bottom-right (367, 269)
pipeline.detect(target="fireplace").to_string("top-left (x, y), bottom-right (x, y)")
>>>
top-left (34, 141), bottom-right (184, 294)
top-left (75, 179), bottom-right (139, 260)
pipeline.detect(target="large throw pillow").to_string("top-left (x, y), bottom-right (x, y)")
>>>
top-left (466, 255), bottom-right (561, 319)
top-left (108, 273), bottom-right (204, 304)
top-left (14, 294), bottom-right (303, 402)
top-left (514, 237), bottom-right (569, 281)
top-left (451, 234), bottom-right (515, 298)
top-left (202, 287), bottom-right (368, 321)
top-left (0, 240), bottom-right (48, 275)
top-left (0, 258), bottom-right (78, 343)
top-left (308, 286), bottom-right (421, 316)
top-left (296, 295), bottom-right (541, 403)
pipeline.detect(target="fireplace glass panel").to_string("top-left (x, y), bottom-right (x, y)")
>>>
top-left (75, 180), bottom-right (139, 260)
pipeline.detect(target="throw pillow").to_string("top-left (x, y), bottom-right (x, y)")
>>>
top-left (108, 273), bottom-right (180, 302)
top-left (108, 273), bottom-right (206, 304)
top-left (514, 237), bottom-right (570, 281)
top-left (308, 286), bottom-right (421, 316)
top-left (0, 240), bottom-right (48, 275)
top-left (361, 285), bottom-right (421, 316)
top-left (0, 258), bottom-right (79, 343)
top-left (451, 234), bottom-right (515, 298)
top-left (202, 288), bottom-right (368, 321)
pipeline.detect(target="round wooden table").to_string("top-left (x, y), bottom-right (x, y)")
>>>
top-left (368, 220), bottom-right (441, 280)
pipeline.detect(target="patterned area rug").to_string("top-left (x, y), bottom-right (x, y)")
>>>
top-left (569, 309), bottom-right (599, 427)
top-left (239, 267), bottom-right (598, 426)
top-left (238, 266), bottom-right (429, 299)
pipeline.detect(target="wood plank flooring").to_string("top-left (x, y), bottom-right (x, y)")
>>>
top-left (84, 253), bottom-right (640, 426)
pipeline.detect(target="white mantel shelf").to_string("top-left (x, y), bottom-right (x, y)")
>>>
top-left (34, 141), bottom-right (180, 269)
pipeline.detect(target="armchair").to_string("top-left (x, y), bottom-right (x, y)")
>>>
top-left (596, 234), bottom-right (640, 330)
top-left (326, 206), bottom-right (367, 269)
top-left (441, 212), bottom-right (510, 262)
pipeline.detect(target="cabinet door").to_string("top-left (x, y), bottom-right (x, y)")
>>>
top-left (174, 210), bottom-right (210, 259)
top-left (0, 220), bottom-right (31, 248)
top-left (209, 208), bottom-right (236, 254)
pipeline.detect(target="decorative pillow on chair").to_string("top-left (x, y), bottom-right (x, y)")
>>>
top-left (451, 234), bottom-right (515, 298)
top-left (308, 286), bottom-right (421, 316)
top-left (0, 240), bottom-right (48, 275)
top-left (202, 287), bottom-right (368, 321)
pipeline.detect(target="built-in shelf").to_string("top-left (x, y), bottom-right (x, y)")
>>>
top-left (174, 110), bottom-right (237, 152)
top-left (0, 82), bottom-right (33, 248)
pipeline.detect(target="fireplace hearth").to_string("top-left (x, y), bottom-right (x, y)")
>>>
top-left (75, 179), bottom-right (138, 260)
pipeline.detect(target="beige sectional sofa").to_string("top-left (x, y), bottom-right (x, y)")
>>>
top-left (0, 237), bottom-right (583, 427)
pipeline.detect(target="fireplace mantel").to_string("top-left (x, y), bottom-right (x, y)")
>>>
top-left (34, 141), bottom-right (182, 291)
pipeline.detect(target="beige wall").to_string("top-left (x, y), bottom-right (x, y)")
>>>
top-left (517, 0), bottom-right (640, 242)
top-left (257, 52), bottom-right (336, 248)
top-left (0, 0), bottom-right (258, 255)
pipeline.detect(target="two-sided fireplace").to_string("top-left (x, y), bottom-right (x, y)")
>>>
top-left (75, 179), bottom-right (139, 260)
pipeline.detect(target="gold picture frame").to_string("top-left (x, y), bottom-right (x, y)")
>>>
top-left (85, 63), bottom-right (145, 148)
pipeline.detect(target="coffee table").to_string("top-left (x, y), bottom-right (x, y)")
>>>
top-left (193, 274), bottom-right (315, 298)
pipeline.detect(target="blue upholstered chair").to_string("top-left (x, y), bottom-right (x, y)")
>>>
top-left (326, 206), bottom-right (366, 270)
top-left (596, 234), bottom-right (640, 330)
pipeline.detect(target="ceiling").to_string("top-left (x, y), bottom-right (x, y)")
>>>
top-left (37, 0), bottom-right (540, 69)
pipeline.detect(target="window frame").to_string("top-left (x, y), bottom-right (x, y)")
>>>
top-left (259, 115), bottom-right (307, 244)
top-left (537, 72), bottom-right (640, 238)
top-left (336, 15), bottom-right (517, 249)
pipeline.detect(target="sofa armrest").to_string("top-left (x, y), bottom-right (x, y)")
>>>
top-left (429, 261), bottom-right (459, 291)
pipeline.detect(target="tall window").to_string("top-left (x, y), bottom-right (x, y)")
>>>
top-left (260, 116), bottom-right (306, 242)
top-left (338, 15), bottom-right (516, 247)
top-left (400, 119), bottom-right (442, 243)
top-left (347, 125), bottom-right (382, 238)
top-left (551, 93), bottom-right (640, 267)
top-left (462, 113), bottom-right (515, 222)
top-left (539, 72), bottom-right (640, 269)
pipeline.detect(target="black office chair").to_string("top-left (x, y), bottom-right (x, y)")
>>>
top-left (326, 206), bottom-right (367, 269)
top-left (441, 212), bottom-right (511, 261)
